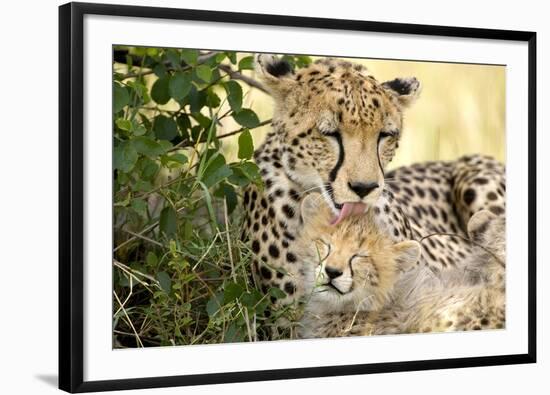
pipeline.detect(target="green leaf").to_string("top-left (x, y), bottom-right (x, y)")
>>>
top-left (164, 153), bottom-right (188, 164)
top-left (224, 323), bottom-right (245, 343)
top-left (176, 114), bottom-right (191, 133)
top-left (113, 141), bottom-right (138, 173)
top-left (224, 283), bottom-right (244, 303)
top-left (233, 109), bottom-right (260, 128)
top-left (174, 116), bottom-right (190, 142)
top-left (158, 140), bottom-right (173, 151)
top-left (131, 198), bottom-right (148, 218)
top-left (115, 118), bottom-right (132, 132)
top-left (157, 271), bottom-right (172, 293)
top-left (223, 80), bottom-right (243, 113)
top-left (132, 136), bottom-right (165, 157)
top-left (141, 160), bottom-right (159, 179)
top-left (238, 56), bottom-right (254, 70)
top-left (239, 161), bottom-right (261, 184)
top-left (118, 272), bottom-right (130, 287)
top-left (113, 83), bottom-right (130, 113)
top-left (159, 206), bottom-right (177, 236)
top-left (237, 129), bottom-right (254, 160)
top-left (214, 183), bottom-right (238, 214)
top-left (153, 63), bottom-right (167, 78)
top-left (206, 88), bottom-right (221, 108)
top-left (165, 49), bottom-right (181, 68)
top-left (241, 290), bottom-right (262, 309)
top-left (114, 191), bottom-right (131, 207)
top-left (151, 76), bottom-right (171, 104)
top-left (294, 55), bottom-right (312, 68)
top-left (192, 112), bottom-right (212, 129)
top-left (186, 86), bottom-right (206, 113)
top-left (226, 52), bottom-right (237, 64)
top-left (195, 65), bottom-right (212, 83)
top-left (128, 80), bottom-right (151, 105)
top-left (133, 124), bottom-right (147, 136)
top-left (183, 221), bottom-right (193, 240)
top-left (146, 252), bottom-right (158, 267)
top-left (269, 287), bottom-right (287, 299)
top-left (227, 167), bottom-right (251, 187)
top-left (181, 49), bottom-right (199, 66)
top-left (134, 179), bottom-right (153, 192)
top-left (169, 72), bottom-right (192, 101)
top-left (154, 115), bottom-right (178, 140)
top-left (206, 292), bottom-right (224, 317)
top-left (201, 153), bottom-right (232, 188)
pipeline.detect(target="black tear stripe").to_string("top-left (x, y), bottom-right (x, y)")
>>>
top-left (325, 182), bottom-right (342, 209)
top-left (328, 131), bottom-right (345, 182)
top-left (377, 134), bottom-right (387, 179)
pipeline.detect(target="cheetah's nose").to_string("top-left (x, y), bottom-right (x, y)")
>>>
top-left (325, 266), bottom-right (343, 279)
top-left (348, 181), bottom-right (379, 199)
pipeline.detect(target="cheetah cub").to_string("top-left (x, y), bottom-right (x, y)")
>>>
top-left (297, 194), bottom-right (505, 339)
top-left (295, 193), bottom-right (421, 337)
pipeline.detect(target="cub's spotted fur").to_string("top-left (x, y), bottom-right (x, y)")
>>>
top-left (298, 201), bottom-right (505, 339)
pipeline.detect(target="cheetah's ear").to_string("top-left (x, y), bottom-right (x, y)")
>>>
top-left (467, 210), bottom-right (498, 244)
top-left (300, 193), bottom-right (332, 226)
top-left (392, 240), bottom-right (421, 271)
top-left (382, 77), bottom-right (421, 108)
top-left (255, 53), bottom-right (296, 97)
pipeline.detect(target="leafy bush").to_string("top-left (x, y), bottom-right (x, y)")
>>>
top-left (112, 47), bottom-right (311, 347)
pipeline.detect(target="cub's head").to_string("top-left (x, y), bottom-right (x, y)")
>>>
top-left (256, 54), bottom-right (421, 224)
top-left (299, 193), bottom-right (421, 313)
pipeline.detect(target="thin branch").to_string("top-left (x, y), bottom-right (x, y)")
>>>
top-left (216, 119), bottom-right (272, 140)
top-left (121, 228), bottom-right (164, 248)
top-left (163, 118), bottom-right (272, 153)
top-left (132, 170), bottom-right (196, 199)
top-left (218, 64), bottom-right (269, 94)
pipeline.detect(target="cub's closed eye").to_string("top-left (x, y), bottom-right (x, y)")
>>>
top-left (350, 253), bottom-right (370, 263)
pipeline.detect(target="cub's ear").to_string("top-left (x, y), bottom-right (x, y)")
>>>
top-left (467, 210), bottom-right (498, 244)
top-left (300, 193), bottom-right (332, 226)
top-left (382, 77), bottom-right (421, 108)
top-left (255, 53), bottom-right (296, 97)
top-left (392, 240), bottom-right (421, 271)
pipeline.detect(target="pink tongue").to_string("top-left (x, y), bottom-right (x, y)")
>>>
top-left (330, 202), bottom-right (367, 226)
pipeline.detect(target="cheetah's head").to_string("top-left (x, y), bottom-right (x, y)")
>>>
top-left (256, 54), bottom-right (421, 225)
top-left (299, 193), bottom-right (421, 313)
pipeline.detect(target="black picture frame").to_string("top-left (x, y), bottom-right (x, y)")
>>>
top-left (59, 2), bottom-right (537, 393)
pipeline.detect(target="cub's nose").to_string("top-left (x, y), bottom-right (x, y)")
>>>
top-left (325, 266), bottom-right (343, 279)
top-left (348, 181), bottom-right (379, 198)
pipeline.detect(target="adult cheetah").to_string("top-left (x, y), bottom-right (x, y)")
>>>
top-left (243, 54), bottom-right (505, 307)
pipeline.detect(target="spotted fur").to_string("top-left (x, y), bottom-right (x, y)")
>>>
top-left (243, 54), bottom-right (505, 308)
